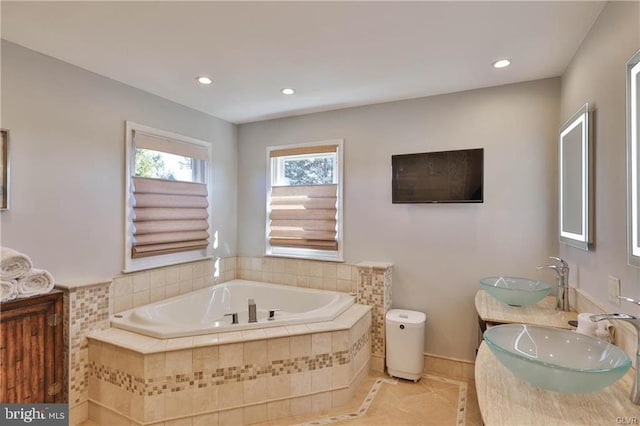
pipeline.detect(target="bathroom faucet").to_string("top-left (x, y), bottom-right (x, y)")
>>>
top-left (591, 295), bottom-right (640, 405)
top-left (536, 256), bottom-right (570, 311)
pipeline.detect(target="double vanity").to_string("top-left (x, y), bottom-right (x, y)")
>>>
top-left (475, 275), bottom-right (640, 425)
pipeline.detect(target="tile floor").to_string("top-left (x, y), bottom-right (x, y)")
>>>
top-left (80, 372), bottom-right (481, 426)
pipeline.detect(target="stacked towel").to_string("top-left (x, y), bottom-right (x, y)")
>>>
top-left (16, 269), bottom-right (54, 297)
top-left (0, 247), bottom-right (55, 303)
top-left (575, 312), bottom-right (615, 343)
top-left (1, 247), bottom-right (33, 280)
top-left (1, 280), bottom-right (18, 302)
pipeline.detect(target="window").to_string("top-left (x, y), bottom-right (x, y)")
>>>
top-left (124, 121), bottom-right (212, 272)
top-left (266, 140), bottom-right (344, 261)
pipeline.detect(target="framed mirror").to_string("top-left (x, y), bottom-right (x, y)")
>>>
top-left (627, 50), bottom-right (640, 267)
top-left (559, 103), bottom-right (592, 250)
top-left (0, 129), bottom-right (8, 210)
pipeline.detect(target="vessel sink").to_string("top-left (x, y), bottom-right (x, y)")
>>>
top-left (480, 276), bottom-right (552, 306)
top-left (484, 324), bottom-right (631, 393)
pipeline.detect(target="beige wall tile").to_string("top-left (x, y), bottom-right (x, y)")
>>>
top-left (267, 400), bottom-right (290, 421)
top-left (262, 271), bottom-right (273, 282)
top-left (193, 261), bottom-right (205, 278)
top-left (284, 273), bottom-right (297, 286)
top-left (297, 260), bottom-right (310, 276)
top-left (133, 273), bottom-right (150, 292)
top-left (69, 401), bottom-right (88, 426)
top-left (332, 364), bottom-right (350, 388)
top-left (323, 263), bottom-right (337, 278)
top-left (114, 294), bottom-right (133, 313)
top-left (192, 386), bottom-right (219, 412)
top-left (337, 265), bottom-right (351, 281)
top-left (219, 408), bottom-right (243, 426)
top-left (179, 280), bottom-right (193, 294)
top-left (113, 276), bottom-right (133, 297)
top-left (165, 350), bottom-right (193, 376)
top-left (166, 267), bottom-right (179, 285)
top-left (424, 355), bottom-right (463, 379)
top-left (244, 403), bottom-right (268, 425)
top-left (244, 340), bottom-right (267, 366)
top-left (309, 262), bottom-right (323, 277)
top-left (251, 257), bottom-right (262, 271)
top-left (337, 279), bottom-right (351, 293)
top-left (192, 277), bottom-right (204, 290)
top-left (312, 367), bottom-right (333, 392)
top-left (271, 272), bottom-right (285, 284)
top-left (144, 353), bottom-right (165, 379)
top-left (267, 374), bottom-right (290, 399)
top-left (193, 412), bottom-right (218, 426)
top-left (271, 258), bottom-right (285, 273)
top-left (179, 264), bottom-right (193, 281)
top-left (290, 396), bottom-right (312, 416)
top-left (296, 275), bottom-right (310, 288)
top-left (261, 257), bottom-right (273, 272)
top-left (165, 389), bottom-right (194, 418)
top-left (312, 332), bottom-right (332, 355)
top-left (142, 394), bottom-right (165, 423)
top-left (133, 289), bottom-right (150, 307)
top-left (166, 283), bottom-right (180, 298)
top-left (165, 417), bottom-right (193, 426)
top-left (322, 277), bottom-right (337, 291)
top-left (250, 270), bottom-right (262, 281)
top-left (290, 335), bottom-right (311, 358)
top-left (284, 259), bottom-right (297, 274)
top-left (219, 343), bottom-right (243, 368)
top-left (150, 269), bottom-right (166, 287)
top-left (238, 256), bottom-right (251, 270)
top-left (150, 286), bottom-right (166, 303)
top-left (193, 346), bottom-right (219, 371)
top-left (244, 376), bottom-right (268, 404)
top-left (267, 337), bottom-right (290, 361)
top-left (290, 371), bottom-right (311, 396)
top-left (309, 277), bottom-right (323, 289)
top-left (218, 382), bottom-right (244, 409)
top-left (332, 330), bottom-right (349, 352)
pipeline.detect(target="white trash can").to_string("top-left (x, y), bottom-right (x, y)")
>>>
top-left (386, 309), bottom-right (426, 382)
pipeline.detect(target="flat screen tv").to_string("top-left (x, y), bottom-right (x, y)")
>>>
top-left (392, 148), bottom-right (484, 203)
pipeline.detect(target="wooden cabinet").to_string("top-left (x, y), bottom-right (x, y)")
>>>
top-left (0, 290), bottom-right (64, 403)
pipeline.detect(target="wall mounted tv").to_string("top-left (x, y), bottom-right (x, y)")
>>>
top-left (392, 148), bottom-right (484, 203)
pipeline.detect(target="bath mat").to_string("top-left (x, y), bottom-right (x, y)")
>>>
top-left (292, 374), bottom-right (467, 426)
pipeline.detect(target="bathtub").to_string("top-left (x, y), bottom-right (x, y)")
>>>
top-left (110, 279), bottom-right (356, 338)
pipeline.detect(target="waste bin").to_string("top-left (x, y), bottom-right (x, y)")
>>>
top-left (386, 309), bottom-right (426, 381)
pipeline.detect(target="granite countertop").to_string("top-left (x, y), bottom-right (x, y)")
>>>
top-left (475, 289), bottom-right (577, 329)
top-left (475, 342), bottom-right (639, 425)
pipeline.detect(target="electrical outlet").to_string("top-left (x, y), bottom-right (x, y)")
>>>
top-left (608, 275), bottom-right (621, 306)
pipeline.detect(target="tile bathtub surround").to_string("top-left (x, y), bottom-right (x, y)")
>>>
top-left (87, 309), bottom-right (372, 425)
top-left (356, 262), bottom-right (392, 372)
top-left (111, 257), bottom-right (236, 314)
top-left (55, 282), bottom-right (111, 426)
top-left (235, 256), bottom-right (357, 294)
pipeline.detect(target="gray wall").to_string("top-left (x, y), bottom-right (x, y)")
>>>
top-left (560, 2), bottom-right (640, 312)
top-left (0, 41), bottom-right (238, 285)
top-left (238, 78), bottom-right (560, 360)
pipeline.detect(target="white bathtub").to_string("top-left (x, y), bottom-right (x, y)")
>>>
top-left (110, 279), bottom-right (355, 338)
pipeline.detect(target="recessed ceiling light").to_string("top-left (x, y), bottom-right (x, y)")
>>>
top-left (196, 76), bottom-right (213, 85)
top-left (281, 88), bottom-right (295, 95)
top-left (493, 59), bottom-right (511, 69)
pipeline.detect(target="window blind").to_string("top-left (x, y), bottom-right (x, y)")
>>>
top-left (134, 130), bottom-right (209, 160)
top-left (268, 143), bottom-right (338, 251)
top-left (132, 177), bottom-right (209, 258)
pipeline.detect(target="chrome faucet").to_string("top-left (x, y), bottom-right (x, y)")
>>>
top-left (591, 295), bottom-right (640, 405)
top-left (536, 256), bottom-right (570, 311)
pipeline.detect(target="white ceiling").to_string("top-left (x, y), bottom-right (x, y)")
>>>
top-left (1, 1), bottom-right (605, 124)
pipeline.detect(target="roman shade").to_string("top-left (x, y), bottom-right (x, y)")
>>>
top-left (131, 177), bottom-right (209, 258)
top-left (268, 144), bottom-right (339, 251)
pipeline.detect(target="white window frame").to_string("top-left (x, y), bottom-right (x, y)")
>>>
top-left (265, 139), bottom-right (344, 262)
top-left (124, 121), bottom-right (213, 273)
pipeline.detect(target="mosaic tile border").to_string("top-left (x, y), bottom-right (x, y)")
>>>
top-left (356, 264), bottom-right (392, 359)
top-left (89, 328), bottom-right (371, 398)
top-left (67, 283), bottom-right (110, 407)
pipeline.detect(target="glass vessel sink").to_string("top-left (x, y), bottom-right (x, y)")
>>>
top-left (484, 324), bottom-right (631, 393)
top-left (480, 276), bottom-right (552, 306)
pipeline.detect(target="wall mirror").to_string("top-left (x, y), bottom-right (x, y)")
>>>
top-left (0, 129), bottom-right (8, 210)
top-left (559, 103), bottom-right (592, 250)
top-left (627, 50), bottom-right (640, 267)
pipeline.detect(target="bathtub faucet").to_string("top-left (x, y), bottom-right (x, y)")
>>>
top-left (536, 256), bottom-right (570, 311)
top-left (590, 295), bottom-right (640, 405)
top-left (224, 312), bottom-right (239, 324)
top-left (248, 298), bottom-right (257, 323)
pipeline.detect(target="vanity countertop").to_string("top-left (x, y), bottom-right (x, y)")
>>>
top-left (476, 342), bottom-right (639, 425)
top-left (475, 289), bottom-right (577, 329)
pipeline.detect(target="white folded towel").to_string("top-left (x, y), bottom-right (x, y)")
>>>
top-left (595, 320), bottom-right (615, 343)
top-left (0, 280), bottom-right (18, 302)
top-left (16, 269), bottom-right (54, 297)
top-left (575, 313), bottom-right (598, 337)
top-left (1, 247), bottom-right (33, 280)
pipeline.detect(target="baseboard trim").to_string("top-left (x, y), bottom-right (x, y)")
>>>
top-left (423, 352), bottom-right (475, 381)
